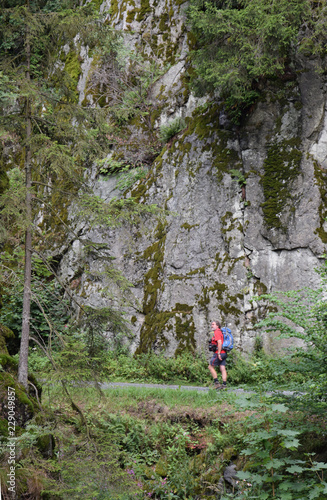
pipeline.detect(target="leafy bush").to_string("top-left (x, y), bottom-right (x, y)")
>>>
top-left (100, 348), bottom-right (306, 388)
top-left (103, 351), bottom-right (209, 384)
top-left (97, 157), bottom-right (147, 191)
top-left (234, 396), bottom-right (327, 499)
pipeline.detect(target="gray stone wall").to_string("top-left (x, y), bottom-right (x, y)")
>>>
top-left (58, 0), bottom-right (327, 355)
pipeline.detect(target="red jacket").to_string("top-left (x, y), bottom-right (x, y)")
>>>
top-left (211, 328), bottom-right (225, 354)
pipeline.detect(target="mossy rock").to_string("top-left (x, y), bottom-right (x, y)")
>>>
top-left (0, 324), bottom-right (15, 355)
top-left (143, 465), bottom-right (155, 479)
top-left (260, 138), bottom-right (302, 232)
top-left (200, 465), bottom-right (224, 493)
top-left (313, 161), bottom-right (327, 243)
top-left (0, 354), bottom-right (42, 431)
top-left (36, 433), bottom-right (56, 459)
top-left (0, 353), bottom-right (42, 399)
top-left (0, 372), bottom-right (37, 429)
top-left (0, 353), bottom-right (18, 372)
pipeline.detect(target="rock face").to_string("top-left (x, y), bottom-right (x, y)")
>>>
top-left (58, 0), bottom-right (327, 355)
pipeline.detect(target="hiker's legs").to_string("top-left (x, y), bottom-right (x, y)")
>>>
top-left (209, 353), bottom-right (227, 382)
top-left (208, 363), bottom-right (218, 380)
top-left (208, 353), bottom-right (219, 382)
top-left (209, 353), bottom-right (227, 385)
top-left (219, 365), bottom-right (227, 383)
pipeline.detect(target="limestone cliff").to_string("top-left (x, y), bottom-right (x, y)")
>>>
top-left (58, 0), bottom-right (327, 355)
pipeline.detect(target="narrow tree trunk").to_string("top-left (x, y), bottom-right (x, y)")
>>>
top-left (18, 5), bottom-right (32, 389)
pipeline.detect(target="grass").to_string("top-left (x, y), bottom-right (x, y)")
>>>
top-left (102, 385), bottom-right (235, 407)
top-left (1, 373), bottom-right (326, 499)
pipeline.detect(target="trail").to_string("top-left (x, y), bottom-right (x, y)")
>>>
top-left (100, 381), bottom-right (301, 397)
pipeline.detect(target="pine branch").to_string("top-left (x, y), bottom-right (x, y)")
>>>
top-left (31, 181), bottom-right (74, 196)
top-left (32, 248), bottom-right (87, 317)
top-left (29, 334), bottom-right (90, 440)
top-left (30, 288), bottom-right (66, 349)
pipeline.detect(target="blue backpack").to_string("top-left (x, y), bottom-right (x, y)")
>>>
top-left (221, 327), bottom-right (234, 352)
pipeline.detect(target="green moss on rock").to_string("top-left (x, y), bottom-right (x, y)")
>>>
top-left (136, 0), bottom-right (151, 21)
top-left (0, 324), bottom-right (15, 355)
top-left (136, 221), bottom-right (168, 353)
top-left (253, 279), bottom-right (268, 296)
top-left (36, 433), bottom-right (56, 458)
top-left (172, 104), bottom-right (242, 182)
top-left (174, 314), bottom-right (196, 356)
top-left (0, 371), bottom-right (37, 429)
top-left (64, 51), bottom-right (81, 99)
top-left (136, 218), bottom-right (196, 354)
top-left (313, 161), bottom-right (327, 243)
top-left (260, 138), bottom-right (302, 232)
top-left (181, 222), bottom-right (199, 231)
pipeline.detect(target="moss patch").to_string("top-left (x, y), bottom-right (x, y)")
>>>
top-left (169, 103), bottom-right (243, 183)
top-left (197, 281), bottom-right (243, 322)
top-left (313, 161), bottom-right (327, 243)
top-left (136, 221), bottom-right (168, 353)
top-left (0, 324), bottom-right (15, 355)
top-left (63, 50), bottom-right (81, 101)
top-left (136, 0), bottom-right (151, 22)
top-left (136, 222), bottom-right (197, 354)
top-left (174, 313), bottom-right (196, 356)
top-left (260, 139), bottom-right (302, 232)
top-left (0, 371), bottom-right (37, 429)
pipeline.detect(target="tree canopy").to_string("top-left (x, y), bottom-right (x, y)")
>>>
top-left (187, 0), bottom-right (327, 120)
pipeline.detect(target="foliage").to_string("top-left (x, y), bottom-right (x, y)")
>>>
top-left (103, 351), bottom-right (209, 384)
top-left (75, 194), bottom-right (160, 229)
top-left (0, 249), bottom-right (69, 351)
top-left (0, 167), bottom-right (28, 244)
top-left (87, 45), bottom-right (165, 126)
top-left (253, 262), bottom-right (327, 410)
top-left (229, 395), bottom-right (327, 499)
top-left (0, 0), bottom-right (153, 242)
top-left (27, 343), bottom-right (308, 387)
top-left (159, 117), bottom-right (186, 143)
top-left (0, 0), bottom-right (164, 388)
top-left (187, 0), bottom-right (327, 121)
top-left (97, 157), bottom-right (148, 191)
top-left (1, 380), bottom-right (325, 499)
top-left (115, 165), bottom-right (148, 191)
top-left (230, 169), bottom-right (246, 187)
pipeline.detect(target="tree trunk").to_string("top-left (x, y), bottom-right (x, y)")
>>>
top-left (18, 4), bottom-right (32, 389)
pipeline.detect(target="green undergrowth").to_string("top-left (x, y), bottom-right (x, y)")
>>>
top-left (28, 346), bottom-right (309, 393)
top-left (0, 382), bottom-right (326, 499)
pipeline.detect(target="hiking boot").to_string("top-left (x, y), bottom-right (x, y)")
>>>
top-left (214, 381), bottom-right (223, 389)
top-left (216, 384), bottom-right (227, 391)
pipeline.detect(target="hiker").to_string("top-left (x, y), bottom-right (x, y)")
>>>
top-left (208, 320), bottom-right (227, 390)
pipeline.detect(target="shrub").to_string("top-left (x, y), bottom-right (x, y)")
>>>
top-left (159, 117), bottom-right (186, 143)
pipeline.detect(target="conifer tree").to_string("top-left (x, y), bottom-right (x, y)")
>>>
top-left (187, 0), bottom-right (327, 121)
top-left (0, 0), bottom-right (148, 387)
